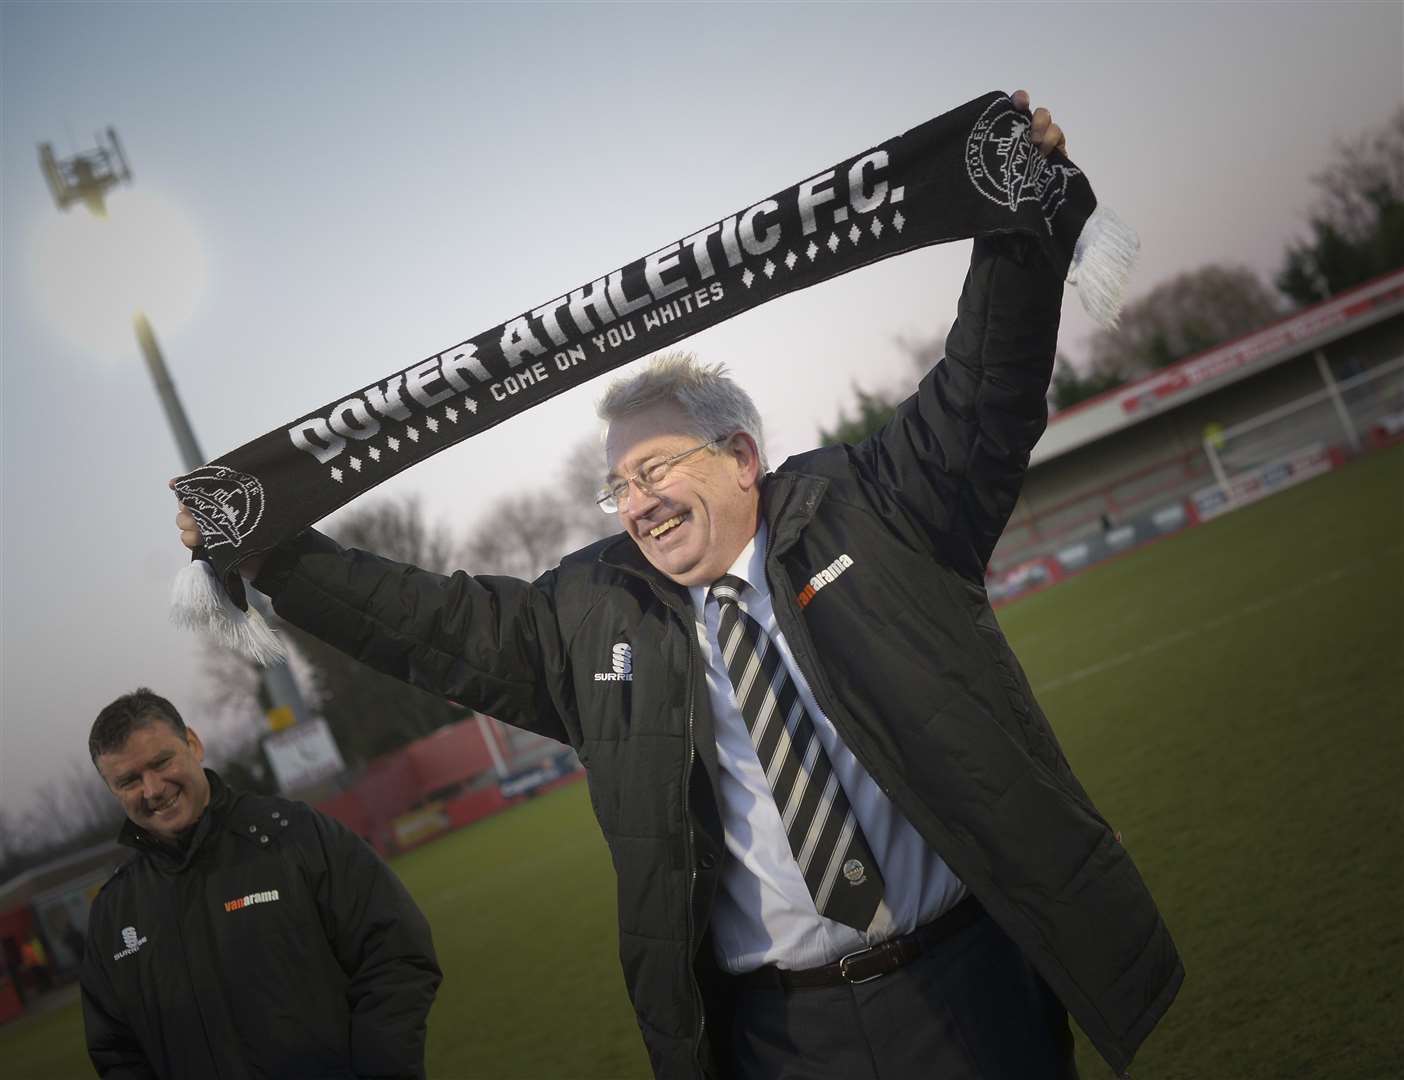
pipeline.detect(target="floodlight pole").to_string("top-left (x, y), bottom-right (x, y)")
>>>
top-left (135, 315), bottom-right (204, 469)
top-left (133, 315), bottom-right (310, 729)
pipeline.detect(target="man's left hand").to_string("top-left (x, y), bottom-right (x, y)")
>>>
top-left (1011, 89), bottom-right (1068, 158)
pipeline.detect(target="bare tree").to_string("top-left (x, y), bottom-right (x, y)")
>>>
top-left (199, 634), bottom-right (265, 738)
top-left (818, 325), bottom-right (948, 446)
top-left (1048, 353), bottom-right (1126, 413)
top-left (334, 492), bottom-right (461, 573)
top-left (0, 760), bottom-right (125, 885)
top-left (894, 325), bottom-right (949, 376)
top-left (465, 491), bottom-right (578, 581)
top-left (58, 758), bottom-right (124, 836)
top-left (1086, 264), bottom-right (1283, 381)
top-left (561, 436), bottom-right (621, 546)
top-left (1278, 107), bottom-right (1404, 305)
top-left (464, 432), bottom-right (623, 579)
top-left (17, 775), bottom-right (85, 852)
top-left (0, 808), bottom-right (18, 882)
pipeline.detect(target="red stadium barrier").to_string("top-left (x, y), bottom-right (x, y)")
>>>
top-left (443, 787), bottom-right (509, 828)
top-left (316, 788), bottom-right (374, 840)
top-left (404, 722), bottom-right (498, 794)
top-left (0, 978), bottom-right (23, 1025)
top-left (314, 718), bottom-right (582, 854)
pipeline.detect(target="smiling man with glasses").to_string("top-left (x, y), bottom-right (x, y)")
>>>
top-left (175, 93), bottom-right (1179, 1080)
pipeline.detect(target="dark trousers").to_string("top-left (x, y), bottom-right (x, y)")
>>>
top-left (729, 910), bottom-right (1078, 1079)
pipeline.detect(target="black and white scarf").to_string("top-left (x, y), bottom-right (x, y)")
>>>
top-left (172, 91), bottom-right (1137, 662)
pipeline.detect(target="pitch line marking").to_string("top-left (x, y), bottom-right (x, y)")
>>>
top-left (1032, 547), bottom-right (1400, 696)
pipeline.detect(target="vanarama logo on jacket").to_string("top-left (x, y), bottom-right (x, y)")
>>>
top-left (224, 888), bottom-right (281, 913)
top-left (796, 553), bottom-right (854, 609)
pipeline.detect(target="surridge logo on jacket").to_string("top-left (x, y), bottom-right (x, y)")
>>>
top-left (114, 925), bottom-right (148, 961)
top-left (796, 553), bottom-right (855, 609)
top-left (594, 641), bottom-right (633, 682)
top-left (224, 888), bottom-right (281, 913)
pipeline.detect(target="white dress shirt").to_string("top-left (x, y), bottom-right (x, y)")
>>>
top-left (689, 525), bottom-right (966, 973)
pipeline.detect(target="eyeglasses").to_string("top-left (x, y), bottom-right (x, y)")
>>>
top-left (596, 439), bottom-right (721, 514)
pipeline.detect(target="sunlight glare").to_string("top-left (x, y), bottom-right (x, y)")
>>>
top-left (30, 189), bottom-right (209, 360)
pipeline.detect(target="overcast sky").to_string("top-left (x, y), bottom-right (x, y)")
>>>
top-left (3, 1), bottom-right (1401, 824)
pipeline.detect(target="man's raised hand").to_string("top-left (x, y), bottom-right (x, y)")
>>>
top-left (1012, 89), bottom-right (1068, 158)
top-left (168, 479), bottom-right (265, 580)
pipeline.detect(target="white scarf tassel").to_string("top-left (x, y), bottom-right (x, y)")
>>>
top-left (170, 560), bottom-right (288, 666)
top-left (1068, 202), bottom-right (1139, 328)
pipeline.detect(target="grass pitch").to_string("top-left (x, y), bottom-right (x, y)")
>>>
top-left (4, 447), bottom-right (1400, 1079)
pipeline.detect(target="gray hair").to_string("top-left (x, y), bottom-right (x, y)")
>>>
top-left (596, 352), bottom-right (769, 472)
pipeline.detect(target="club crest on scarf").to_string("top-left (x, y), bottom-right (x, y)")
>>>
top-left (176, 465), bottom-right (266, 550)
top-left (965, 98), bottom-right (1081, 231)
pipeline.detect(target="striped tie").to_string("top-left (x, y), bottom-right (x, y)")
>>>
top-left (709, 574), bottom-right (884, 932)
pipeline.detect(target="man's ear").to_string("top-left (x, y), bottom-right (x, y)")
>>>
top-left (186, 727), bottom-right (206, 764)
top-left (727, 432), bottom-right (762, 489)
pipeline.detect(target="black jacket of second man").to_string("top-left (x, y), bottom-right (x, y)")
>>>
top-left (82, 770), bottom-right (442, 1080)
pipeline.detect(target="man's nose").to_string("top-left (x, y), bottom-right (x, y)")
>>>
top-left (141, 773), bottom-right (163, 801)
top-left (623, 477), bottom-right (661, 516)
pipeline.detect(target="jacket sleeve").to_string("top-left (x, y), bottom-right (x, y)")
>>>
top-left (310, 809), bottom-right (442, 1080)
top-left (80, 928), bottom-right (157, 1079)
top-left (254, 529), bottom-right (574, 743)
top-left (849, 234), bottom-right (1064, 580)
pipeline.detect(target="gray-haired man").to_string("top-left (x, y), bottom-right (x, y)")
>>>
top-left (177, 95), bottom-right (1180, 1079)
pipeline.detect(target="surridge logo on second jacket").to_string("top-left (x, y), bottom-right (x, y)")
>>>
top-left (594, 641), bottom-right (634, 682)
top-left (114, 924), bottom-right (148, 961)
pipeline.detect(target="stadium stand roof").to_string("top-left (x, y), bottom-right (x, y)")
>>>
top-left (0, 841), bottom-right (123, 914)
top-left (1034, 267), bottom-right (1404, 466)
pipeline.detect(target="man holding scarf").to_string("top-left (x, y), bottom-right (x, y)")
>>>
top-left (176, 93), bottom-right (1180, 1078)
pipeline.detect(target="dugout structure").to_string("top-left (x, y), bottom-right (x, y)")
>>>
top-left (0, 841), bottom-right (124, 1023)
top-left (988, 268), bottom-right (1404, 602)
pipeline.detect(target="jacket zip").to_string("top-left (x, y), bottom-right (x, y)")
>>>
top-left (685, 673), bottom-right (707, 1075)
top-left (171, 840), bottom-right (230, 1080)
top-left (650, 580), bottom-right (708, 1076)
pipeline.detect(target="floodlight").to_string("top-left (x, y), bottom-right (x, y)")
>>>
top-left (39, 127), bottom-right (132, 217)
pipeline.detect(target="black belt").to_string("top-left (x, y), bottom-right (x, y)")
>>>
top-left (732, 895), bottom-right (985, 990)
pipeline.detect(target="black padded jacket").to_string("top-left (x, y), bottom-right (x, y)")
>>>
top-left (255, 237), bottom-right (1182, 1078)
top-left (81, 771), bottom-right (442, 1080)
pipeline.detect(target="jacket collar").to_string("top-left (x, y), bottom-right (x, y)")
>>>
top-left (759, 469), bottom-right (828, 557)
top-left (595, 470), bottom-right (830, 592)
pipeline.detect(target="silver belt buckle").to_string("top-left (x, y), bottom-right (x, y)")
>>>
top-left (838, 944), bottom-right (885, 985)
